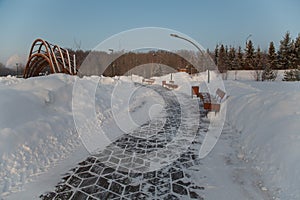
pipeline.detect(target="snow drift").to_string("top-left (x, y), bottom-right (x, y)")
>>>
top-left (226, 80), bottom-right (300, 199)
top-left (0, 74), bottom-right (163, 197)
top-left (0, 75), bottom-right (80, 195)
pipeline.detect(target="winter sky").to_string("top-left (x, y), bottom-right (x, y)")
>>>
top-left (0, 0), bottom-right (300, 66)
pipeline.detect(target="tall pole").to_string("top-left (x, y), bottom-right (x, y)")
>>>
top-left (73, 54), bottom-right (76, 75)
top-left (245, 34), bottom-right (252, 45)
top-left (16, 63), bottom-right (19, 77)
top-left (109, 49), bottom-right (114, 76)
top-left (170, 34), bottom-right (210, 83)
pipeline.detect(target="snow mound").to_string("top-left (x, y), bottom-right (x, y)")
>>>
top-left (226, 80), bottom-right (300, 199)
top-left (0, 73), bottom-right (164, 197)
top-left (0, 74), bottom-right (80, 196)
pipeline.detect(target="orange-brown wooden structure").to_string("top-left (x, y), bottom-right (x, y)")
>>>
top-left (23, 38), bottom-right (77, 78)
top-left (192, 86), bottom-right (226, 112)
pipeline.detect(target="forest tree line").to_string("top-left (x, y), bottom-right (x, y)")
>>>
top-left (67, 31), bottom-right (300, 81)
top-left (1, 31), bottom-right (299, 80)
top-left (211, 31), bottom-right (300, 81)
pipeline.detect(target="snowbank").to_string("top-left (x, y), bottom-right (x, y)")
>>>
top-left (225, 80), bottom-right (300, 199)
top-left (225, 70), bottom-right (286, 81)
top-left (0, 74), bottom-right (164, 197)
top-left (0, 74), bottom-right (80, 196)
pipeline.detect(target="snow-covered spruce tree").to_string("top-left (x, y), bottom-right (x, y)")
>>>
top-left (228, 46), bottom-right (239, 80)
top-left (297, 66), bottom-right (300, 80)
top-left (237, 46), bottom-right (244, 69)
top-left (262, 41), bottom-right (277, 81)
top-left (281, 32), bottom-right (300, 81)
top-left (278, 31), bottom-right (294, 69)
top-left (282, 62), bottom-right (300, 82)
top-left (295, 34), bottom-right (300, 67)
top-left (244, 40), bottom-right (255, 70)
top-left (225, 45), bottom-right (230, 68)
top-left (282, 68), bottom-right (300, 81)
top-left (217, 44), bottom-right (228, 79)
top-left (282, 32), bottom-right (300, 81)
top-left (227, 46), bottom-right (238, 69)
top-left (252, 46), bottom-right (263, 81)
top-left (214, 44), bottom-right (219, 66)
top-left (262, 65), bottom-right (277, 81)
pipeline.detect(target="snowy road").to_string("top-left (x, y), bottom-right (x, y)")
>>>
top-left (40, 85), bottom-right (208, 199)
top-left (37, 83), bottom-right (273, 200)
top-left (2, 73), bottom-right (298, 200)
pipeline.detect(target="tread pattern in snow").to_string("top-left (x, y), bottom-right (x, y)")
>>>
top-left (41, 85), bottom-right (208, 200)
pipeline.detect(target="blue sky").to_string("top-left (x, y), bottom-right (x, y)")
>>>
top-left (0, 0), bottom-right (300, 65)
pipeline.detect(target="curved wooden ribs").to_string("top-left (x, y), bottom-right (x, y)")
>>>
top-left (23, 38), bottom-right (77, 78)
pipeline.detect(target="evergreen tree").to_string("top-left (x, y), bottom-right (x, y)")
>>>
top-left (290, 39), bottom-right (297, 68)
top-left (214, 44), bottom-right (219, 66)
top-left (228, 46), bottom-right (239, 80)
top-left (294, 34), bottom-right (300, 67)
top-left (253, 46), bottom-right (263, 81)
top-left (225, 45), bottom-right (230, 70)
top-left (282, 68), bottom-right (300, 81)
top-left (254, 46), bottom-right (262, 67)
top-left (268, 41), bottom-right (277, 69)
top-left (217, 44), bottom-right (227, 73)
top-left (262, 42), bottom-right (277, 81)
top-left (237, 46), bottom-right (244, 70)
top-left (244, 40), bottom-right (255, 69)
top-left (262, 65), bottom-right (277, 81)
top-left (228, 46), bottom-right (238, 70)
top-left (278, 31), bottom-right (294, 69)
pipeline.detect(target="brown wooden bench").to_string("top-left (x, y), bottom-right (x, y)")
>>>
top-left (192, 86), bottom-right (226, 112)
top-left (191, 86), bottom-right (200, 98)
top-left (142, 78), bottom-right (155, 84)
top-left (162, 80), bottom-right (178, 89)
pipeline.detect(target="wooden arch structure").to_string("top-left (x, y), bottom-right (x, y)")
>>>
top-left (23, 38), bottom-right (77, 78)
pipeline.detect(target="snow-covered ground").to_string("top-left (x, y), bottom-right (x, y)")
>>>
top-left (0, 74), bottom-right (163, 198)
top-left (0, 75), bottom-right (81, 197)
top-left (0, 71), bottom-right (299, 199)
top-left (225, 80), bottom-right (300, 199)
top-left (224, 70), bottom-right (286, 81)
